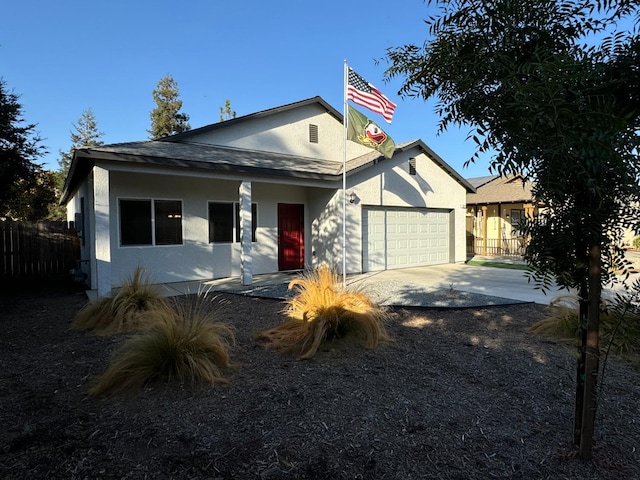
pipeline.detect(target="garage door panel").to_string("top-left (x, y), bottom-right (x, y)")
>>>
top-left (363, 207), bottom-right (450, 272)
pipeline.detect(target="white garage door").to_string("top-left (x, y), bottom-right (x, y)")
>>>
top-left (363, 207), bottom-right (450, 272)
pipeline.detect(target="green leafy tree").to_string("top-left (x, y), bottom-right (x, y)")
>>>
top-left (219, 99), bottom-right (236, 122)
top-left (50, 108), bottom-right (105, 220)
top-left (0, 78), bottom-right (50, 220)
top-left (148, 74), bottom-right (190, 139)
top-left (6, 169), bottom-right (58, 221)
top-left (384, 0), bottom-right (639, 460)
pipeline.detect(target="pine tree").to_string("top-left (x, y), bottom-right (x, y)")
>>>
top-left (0, 78), bottom-right (49, 220)
top-left (51, 108), bottom-right (104, 220)
top-left (219, 99), bottom-right (236, 122)
top-left (148, 74), bottom-right (190, 139)
top-left (57, 108), bottom-right (104, 182)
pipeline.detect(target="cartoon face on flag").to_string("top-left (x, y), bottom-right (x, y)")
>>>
top-left (347, 105), bottom-right (395, 159)
top-left (364, 122), bottom-right (388, 145)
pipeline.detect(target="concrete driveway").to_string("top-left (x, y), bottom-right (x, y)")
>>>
top-left (349, 263), bottom-right (560, 305)
top-left (160, 259), bottom-right (639, 307)
top-left (164, 262), bottom-right (560, 307)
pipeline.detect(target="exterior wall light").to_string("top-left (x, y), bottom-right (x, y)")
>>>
top-left (349, 192), bottom-right (357, 204)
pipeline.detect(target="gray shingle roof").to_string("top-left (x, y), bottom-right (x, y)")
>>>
top-left (467, 175), bottom-right (498, 189)
top-left (466, 174), bottom-right (534, 204)
top-left (74, 141), bottom-right (345, 179)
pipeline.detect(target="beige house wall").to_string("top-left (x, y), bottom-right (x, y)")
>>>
top-left (467, 202), bottom-right (535, 239)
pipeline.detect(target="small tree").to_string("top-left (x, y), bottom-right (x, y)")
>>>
top-left (219, 99), bottom-right (236, 122)
top-left (384, 0), bottom-right (640, 460)
top-left (148, 74), bottom-right (190, 139)
top-left (0, 78), bottom-right (49, 220)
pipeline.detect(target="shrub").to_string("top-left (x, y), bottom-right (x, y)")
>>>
top-left (71, 267), bottom-right (169, 335)
top-left (530, 294), bottom-right (640, 355)
top-left (634, 237), bottom-right (640, 250)
top-left (257, 264), bottom-right (391, 359)
top-left (90, 296), bottom-right (235, 396)
top-left (529, 295), bottom-right (583, 339)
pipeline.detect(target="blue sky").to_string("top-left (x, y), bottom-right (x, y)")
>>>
top-left (4, 0), bottom-right (495, 179)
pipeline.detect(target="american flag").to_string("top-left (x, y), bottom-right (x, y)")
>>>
top-left (347, 68), bottom-right (397, 123)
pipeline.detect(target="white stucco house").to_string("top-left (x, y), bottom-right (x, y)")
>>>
top-left (61, 97), bottom-right (475, 296)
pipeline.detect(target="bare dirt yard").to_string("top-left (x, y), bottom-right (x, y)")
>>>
top-left (1, 279), bottom-right (639, 479)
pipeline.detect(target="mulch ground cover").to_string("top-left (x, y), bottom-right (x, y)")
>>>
top-left (1, 280), bottom-right (638, 479)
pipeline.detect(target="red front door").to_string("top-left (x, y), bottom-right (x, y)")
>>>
top-left (278, 203), bottom-right (304, 270)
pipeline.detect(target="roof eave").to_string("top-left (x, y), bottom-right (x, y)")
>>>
top-left (63, 149), bottom-right (343, 191)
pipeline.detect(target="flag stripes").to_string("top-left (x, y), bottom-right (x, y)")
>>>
top-left (347, 68), bottom-right (397, 123)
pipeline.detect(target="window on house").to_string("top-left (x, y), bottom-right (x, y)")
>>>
top-left (409, 157), bottom-right (417, 176)
top-left (209, 202), bottom-right (257, 243)
top-left (510, 209), bottom-right (525, 237)
top-left (309, 124), bottom-right (318, 143)
top-left (154, 200), bottom-right (183, 245)
top-left (119, 199), bottom-right (183, 246)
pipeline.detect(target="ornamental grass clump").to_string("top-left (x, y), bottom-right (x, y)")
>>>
top-left (90, 296), bottom-right (235, 396)
top-left (71, 267), bottom-right (169, 335)
top-left (530, 294), bottom-right (640, 356)
top-left (257, 264), bottom-right (391, 359)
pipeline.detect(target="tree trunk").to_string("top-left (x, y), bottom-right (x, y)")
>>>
top-left (579, 242), bottom-right (602, 461)
top-left (574, 284), bottom-right (588, 446)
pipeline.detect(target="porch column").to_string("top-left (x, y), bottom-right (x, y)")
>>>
top-left (239, 181), bottom-right (253, 285)
top-left (524, 203), bottom-right (535, 219)
top-left (497, 204), bottom-right (503, 254)
top-left (93, 166), bottom-right (111, 297)
top-left (481, 206), bottom-right (488, 256)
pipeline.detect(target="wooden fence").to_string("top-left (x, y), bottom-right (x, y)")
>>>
top-left (1, 221), bottom-right (79, 280)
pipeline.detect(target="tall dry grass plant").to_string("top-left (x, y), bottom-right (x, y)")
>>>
top-left (530, 294), bottom-right (640, 356)
top-left (71, 267), bottom-right (169, 335)
top-left (257, 265), bottom-right (391, 359)
top-left (90, 295), bottom-right (235, 396)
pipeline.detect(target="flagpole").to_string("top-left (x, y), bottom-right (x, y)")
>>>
top-left (342, 60), bottom-right (348, 288)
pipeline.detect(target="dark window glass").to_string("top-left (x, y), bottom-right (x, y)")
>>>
top-left (235, 203), bottom-right (258, 243)
top-left (209, 202), bottom-right (234, 243)
top-left (155, 200), bottom-right (183, 245)
top-left (120, 200), bottom-right (152, 245)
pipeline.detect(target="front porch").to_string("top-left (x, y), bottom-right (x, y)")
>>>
top-left (466, 236), bottom-right (528, 258)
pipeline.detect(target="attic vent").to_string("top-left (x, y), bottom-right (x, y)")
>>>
top-left (409, 157), bottom-right (417, 175)
top-left (309, 124), bottom-right (319, 143)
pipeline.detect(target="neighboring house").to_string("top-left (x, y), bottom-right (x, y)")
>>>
top-left (61, 97), bottom-right (475, 296)
top-left (466, 174), bottom-right (538, 256)
top-left (466, 174), bottom-right (640, 255)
